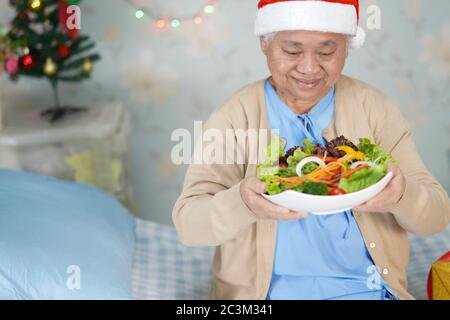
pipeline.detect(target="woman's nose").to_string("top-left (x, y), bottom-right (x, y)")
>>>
top-left (296, 53), bottom-right (320, 75)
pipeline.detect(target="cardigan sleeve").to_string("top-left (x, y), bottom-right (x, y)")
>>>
top-left (372, 95), bottom-right (450, 237)
top-left (172, 110), bottom-right (258, 247)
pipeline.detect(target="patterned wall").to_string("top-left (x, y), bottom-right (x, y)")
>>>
top-left (0, 0), bottom-right (449, 224)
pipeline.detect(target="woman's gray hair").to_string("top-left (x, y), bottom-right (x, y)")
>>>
top-left (260, 32), bottom-right (352, 49)
top-left (260, 32), bottom-right (276, 48)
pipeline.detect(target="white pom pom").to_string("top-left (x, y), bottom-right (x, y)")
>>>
top-left (349, 26), bottom-right (366, 49)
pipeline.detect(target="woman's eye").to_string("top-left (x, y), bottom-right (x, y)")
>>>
top-left (284, 50), bottom-right (301, 56)
top-left (319, 52), bottom-right (335, 57)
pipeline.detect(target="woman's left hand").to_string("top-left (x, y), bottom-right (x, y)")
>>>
top-left (354, 164), bottom-right (406, 214)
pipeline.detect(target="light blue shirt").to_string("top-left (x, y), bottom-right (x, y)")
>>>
top-left (264, 80), bottom-right (396, 300)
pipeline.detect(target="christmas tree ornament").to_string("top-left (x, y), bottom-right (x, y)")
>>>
top-left (17, 11), bottom-right (29, 20)
top-left (22, 46), bottom-right (30, 56)
top-left (82, 58), bottom-right (93, 74)
top-left (27, 0), bottom-right (43, 12)
top-left (58, 44), bottom-right (70, 58)
top-left (255, 0), bottom-right (366, 49)
top-left (5, 55), bottom-right (19, 75)
top-left (43, 57), bottom-right (58, 76)
top-left (20, 54), bottom-right (35, 70)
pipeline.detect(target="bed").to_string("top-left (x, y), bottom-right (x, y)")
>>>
top-left (0, 169), bottom-right (447, 300)
top-left (131, 218), bottom-right (449, 301)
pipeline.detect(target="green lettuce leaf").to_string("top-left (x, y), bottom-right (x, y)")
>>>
top-left (265, 180), bottom-right (328, 196)
top-left (302, 180), bottom-right (329, 196)
top-left (357, 138), bottom-right (395, 166)
top-left (338, 165), bottom-right (387, 193)
top-left (257, 165), bottom-right (296, 180)
top-left (303, 139), bottom-right (316, 156)
top-left (263, 136), bottom-right (285, 165)
top-left (257, 166), bottom-right (281, 180)
top-left (301, 162), bottom-right (320, 175)
top-left (286, 148), bottom-right (308, 167)
top-left (266, 180), bottom-right (287, 195)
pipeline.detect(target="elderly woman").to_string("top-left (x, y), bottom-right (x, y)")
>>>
top-left (173, 0), bottom-right (450, 300)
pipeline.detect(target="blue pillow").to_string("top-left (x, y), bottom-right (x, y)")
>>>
top-left (0, 169), bottom-right (136, 299)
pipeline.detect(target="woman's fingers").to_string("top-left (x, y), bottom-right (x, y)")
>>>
top-left (241, 176), bottom-right (309, 221)
top-left (256, 194), bottom-right (308, 220)
top-left (278, 210), bottom-right (309, 220)
top-left (354, 165), bottom-right (406, 213)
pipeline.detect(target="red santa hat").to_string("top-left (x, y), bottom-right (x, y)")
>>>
top-left (255, 0), bottom-right (366, 49)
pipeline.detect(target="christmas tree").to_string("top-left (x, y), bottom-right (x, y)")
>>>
top-left (0, 0), bottom-right (100, 122)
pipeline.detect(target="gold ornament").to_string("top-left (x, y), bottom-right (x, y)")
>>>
top-left (27, 0), bottom-right (43, 12)
top-left (43, 57), bottom-right (58, 76)
top-left (82, 58), bottom-right (93, 74)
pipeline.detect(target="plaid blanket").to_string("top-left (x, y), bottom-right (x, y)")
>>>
top-left (132, 219), bottom-right (214, 300)
top-left (132, 219), bottom-right (449, 300)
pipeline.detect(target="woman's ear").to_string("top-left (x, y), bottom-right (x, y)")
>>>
top-left (345, 36), bottom-right (350, 58)
top-left (260, 38), bottom-right (268, 56)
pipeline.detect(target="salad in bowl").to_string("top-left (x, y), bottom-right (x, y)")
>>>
top-left (257, 135), bottom-right (396, 215)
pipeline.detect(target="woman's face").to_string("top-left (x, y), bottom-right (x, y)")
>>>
top-left (262, 30), bottom-right (349, 105)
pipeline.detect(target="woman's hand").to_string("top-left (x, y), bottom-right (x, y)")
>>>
top-left (240, 177), bottom-right (308, 220)
top-left (354, 164), bottom-right (406, 214)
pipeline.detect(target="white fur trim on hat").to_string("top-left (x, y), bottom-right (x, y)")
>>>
top-left (255, 1), bottom-right (358, 39)
top-left (349, 26), bottom-right (366, 49)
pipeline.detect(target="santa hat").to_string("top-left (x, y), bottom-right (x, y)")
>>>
top-left (255, 0), bottom-right (366, 49)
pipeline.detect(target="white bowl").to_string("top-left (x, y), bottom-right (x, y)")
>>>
top-left (262, 171), bottom-right (394, 215)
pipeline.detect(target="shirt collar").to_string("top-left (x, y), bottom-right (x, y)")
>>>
top-left (265, 80), bottom-right (335, 125)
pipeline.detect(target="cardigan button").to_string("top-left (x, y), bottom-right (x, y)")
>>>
top-left (369, 242), bottom-right (376, 249)
top-left (382, 268), bottom-right (389, 275)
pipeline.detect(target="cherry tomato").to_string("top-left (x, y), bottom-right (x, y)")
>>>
top-left (329, 188), bottom-right (347, 196)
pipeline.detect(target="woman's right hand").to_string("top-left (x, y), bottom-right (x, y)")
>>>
top-left (240, 177), bottom-right (308, 221)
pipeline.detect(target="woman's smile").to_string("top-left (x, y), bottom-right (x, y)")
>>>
top-left (290, 76), bottom-right (323, 91)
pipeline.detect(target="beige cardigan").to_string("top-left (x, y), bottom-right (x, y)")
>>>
top-left (172, 75), bottom-right (450, 300)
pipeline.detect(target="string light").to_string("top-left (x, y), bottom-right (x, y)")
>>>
top-left (171, 19), bottom-right (181, 28)
top-left (126, 0), bottom-right (218, 30)
top-left (193, 16), bottom-right (203, 25)
top-left (155, 18), bottom-right (168, 30)
top-left (135, 9), bottom-right (145, 19)
top-left (204, 5), bottom-right (215, 14)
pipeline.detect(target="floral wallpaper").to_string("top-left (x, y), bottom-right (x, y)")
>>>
top-left (0, 0), bottom-right (449, 224)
